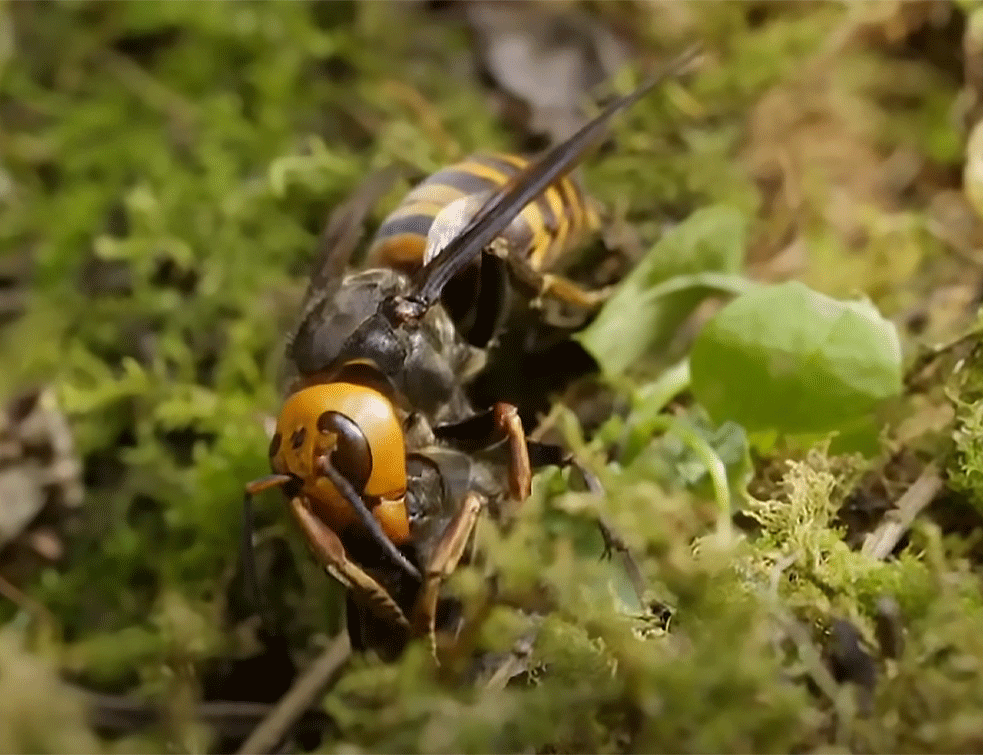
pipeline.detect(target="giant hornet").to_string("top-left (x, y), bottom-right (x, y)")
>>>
top-left (243, 49), bottom-right (700, 660)
top-left (365, 149), bottom-right (610, 430)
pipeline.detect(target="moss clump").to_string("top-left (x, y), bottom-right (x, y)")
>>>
top-left (0, 629), bottom-right (102, 754)
top-left (2, 1), bottom-right (983, 752)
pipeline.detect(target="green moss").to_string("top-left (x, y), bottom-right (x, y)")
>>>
top-left (1, 0), bottom-right (981, 752)
top-left (0, 629), bottom-right (102, 754)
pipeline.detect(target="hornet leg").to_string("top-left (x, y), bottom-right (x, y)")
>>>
top-left (433, 403), bottom-right (532, 502)
top-left (411, 490), bottom-right (486, 658)
top-left (524, 441), bottom-right (649, 606)
top-left (494, 243), bottom-right (614, 312)
top-left (495, 403), bottom-right (532, 502)
top-left (288, 496), bottom-right (411, 630)
top-left (533, 273), bottom-right (614, 311)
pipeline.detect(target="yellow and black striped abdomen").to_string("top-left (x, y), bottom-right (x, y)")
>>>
top-left (365, 153), bottom-right (601, 274)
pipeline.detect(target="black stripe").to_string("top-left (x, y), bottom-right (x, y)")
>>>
top-left (417, 168), bottom-right (498, 196)
top-left (374, 213), bottom-right (436, 242)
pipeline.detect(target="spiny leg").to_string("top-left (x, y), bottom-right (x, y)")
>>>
top-left (526, 441), bottom-right (649, 607)
top-left (433, 403), bottom-right (532, 502)
top-left (494, 242), bottom-right (614, 312)
top-left (411, 490), bottom-right (485, 657)
top-left (494, 403), bottom-right (532, 501)
top-left (288, 496), bottom-right (410, 630)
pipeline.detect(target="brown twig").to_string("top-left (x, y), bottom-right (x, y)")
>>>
top-left (65, 684), bottom-right (335, 741)
top-left (861, 465), bottom-right (943, 561)
top-left (482, 625), bottom-right (541, 691)
top-left (0, 572), bottom-right (55, 627)
top-left (379, 80), bottom-right (455, 157)
top-left (98, 49), bottom-right (197, 128)
top-left (236, 633), bottom-right (351, 755)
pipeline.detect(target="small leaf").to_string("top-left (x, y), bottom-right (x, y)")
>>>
top-left (690, 281), bottom-right (902, 434)
top-left (629, 412), bottom-right (751, 503)
top-left (578, 204), bottom-right (748, 377)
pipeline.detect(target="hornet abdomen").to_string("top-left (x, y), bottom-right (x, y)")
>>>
top-left (365, 153), bottom-right (602, 275)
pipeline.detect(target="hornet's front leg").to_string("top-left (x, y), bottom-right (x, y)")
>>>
top-left (289, 496), bottom-right (411, 631)
top-left (433, 403), bottom-right (532, 502)
top-left (411, 490), bottom-right (486, 657)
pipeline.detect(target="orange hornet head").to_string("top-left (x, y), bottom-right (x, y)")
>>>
top-left (269, 381), bottom-right (411, 545)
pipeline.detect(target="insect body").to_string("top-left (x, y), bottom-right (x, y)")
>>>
top-left (242, 48), bottom-right (700, 657)
top-left (366, 150), bottom-right (614, 352)
top-left (366, 153), bottom-right (602, 279)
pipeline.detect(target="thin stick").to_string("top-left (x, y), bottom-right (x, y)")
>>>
top-left (70, 686), bottom-right (334, 741)
top-left (242, 474), bottom-right (292, 632)
top-left (0, 573), bottom-right (54, 627)
top-left (483, 626), bottom-right (541, 691)
top-left (861, 466), bottom-right (943, 561)
top-left (236, 633), bottom-right (351, 755)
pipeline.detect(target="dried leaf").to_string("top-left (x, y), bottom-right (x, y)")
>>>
top-left (464, 1), bottom-right (632, 144)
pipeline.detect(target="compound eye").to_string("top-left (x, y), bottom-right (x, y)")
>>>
top-left (317, 411), bottom-right (372, 492)
top-left (268, 431), bottom-right (287, 474)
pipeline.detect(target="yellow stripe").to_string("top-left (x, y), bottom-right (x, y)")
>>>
top-left (404, 181), bottom-right (467, 207)
top-left (367, 233), bottom-right (427, 269)
top-left (531, 184), bottom-right (568, 269)
top-left (528, 228), bottom-right (552, 265)
top-left (518, 196), bottom-right (547, 261)
top-left (453, 158), bottom-right (512, 187)
top-left (387, 199), bottom-right (449, 222)
top-left (585, 196), bottom-right (602, 233)
top-left (578, 180), bottom-right (602, 234)
top-left (557, 176), bottom-right (583, 248)
top-left (488, 153), bottom-right (529, 171)
top-left (567, 176), bottom-right (593, 243)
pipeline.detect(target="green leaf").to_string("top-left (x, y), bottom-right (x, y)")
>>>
top-left (629, 411), bottom-right (752, 505)
top-left (577, 204), bottom-right (748, 377)
top-left (690, 281), bottom-right (902, 434)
